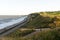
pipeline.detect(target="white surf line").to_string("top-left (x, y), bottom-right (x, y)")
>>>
top-left (0, 16), bottom-right (27, 30)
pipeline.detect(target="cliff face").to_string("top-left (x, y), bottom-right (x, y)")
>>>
top-left (24, 13), bottom-right (51, 28)
top-left (25, 11), bottom-right (60, 28)
top-left (1, 11), bottom-right (60, 40)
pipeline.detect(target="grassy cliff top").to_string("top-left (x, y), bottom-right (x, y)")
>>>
top-left (25, 11), bottom-right (60, 28)
top-left (1, 11), bottom-right (60, 40)
top-left (31, 11), bottom-right (60, 17)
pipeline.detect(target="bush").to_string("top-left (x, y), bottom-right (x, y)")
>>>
top-left (22, 28), bottom-right (60, 40)
top-left (6, 29), bottom-right (35, 37)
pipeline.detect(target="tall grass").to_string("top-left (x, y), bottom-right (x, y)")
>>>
top-left (21, 28), bottom-right (60, 40)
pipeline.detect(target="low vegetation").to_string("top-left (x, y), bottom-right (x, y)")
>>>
top-left (1, 11), bottom-right (60, 40)
top-left (24, 11), bottom-right (60, 28)
top-left (21, 28), bottom-right (60, 40)
top-left (6, 29), bottom-right (35, 37)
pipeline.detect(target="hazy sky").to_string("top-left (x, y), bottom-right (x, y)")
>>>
top-left (0, 0), bottom-right (60, 15)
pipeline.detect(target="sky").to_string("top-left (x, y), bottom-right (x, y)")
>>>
top-left (0, 0), bottom-right (60, 15)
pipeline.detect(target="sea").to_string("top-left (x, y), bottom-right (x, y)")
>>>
top-left (0, 15), bottom-right (26, 29)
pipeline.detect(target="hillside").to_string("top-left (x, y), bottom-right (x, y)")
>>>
top-left (24, 11), bottom-right (60, 28)
top-left (1, 11), bottom-right (60, 40)
top-left (21, 27), bottom-right (60, 40)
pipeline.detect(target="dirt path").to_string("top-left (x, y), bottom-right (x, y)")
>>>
top-left (23, 28), bottom-right (51, 38)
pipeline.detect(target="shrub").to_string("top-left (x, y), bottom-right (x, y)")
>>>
top-left (22, 28), bottom-right (60, 40)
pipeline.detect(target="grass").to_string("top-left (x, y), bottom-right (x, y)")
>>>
top-left (40, 11), bottom-right (60, 17)
top-left (1, 11), bottom-right (60, 40)
top-left (6, 29), bottom-right (35, 37)
top-left (0, 29), bottom-right (35, 40)
top-left (2, 28), bottom-right (60, 40)
top-left (21, 28), bottom-right (60, 40)
top-left (24, 12), bottom-right (60, 28)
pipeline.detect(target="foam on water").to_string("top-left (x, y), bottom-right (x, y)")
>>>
top-left (0, 16), bottom-right (27, 29)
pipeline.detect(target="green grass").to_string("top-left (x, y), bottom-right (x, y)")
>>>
top-left (2, 28), bottom-right (60, 40)
top-left (6, 29), bottom-right (35, 37)
top-left (24, 11), bottom-right (60, 28)
top-left (1, 29), bottom-right (35, 40)
top-left (21, 28), bottom-right (60, 40)
top-left (24, 13), bottom-right (57, 28)
top-left (1, 11), bottom-right (60, 40)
